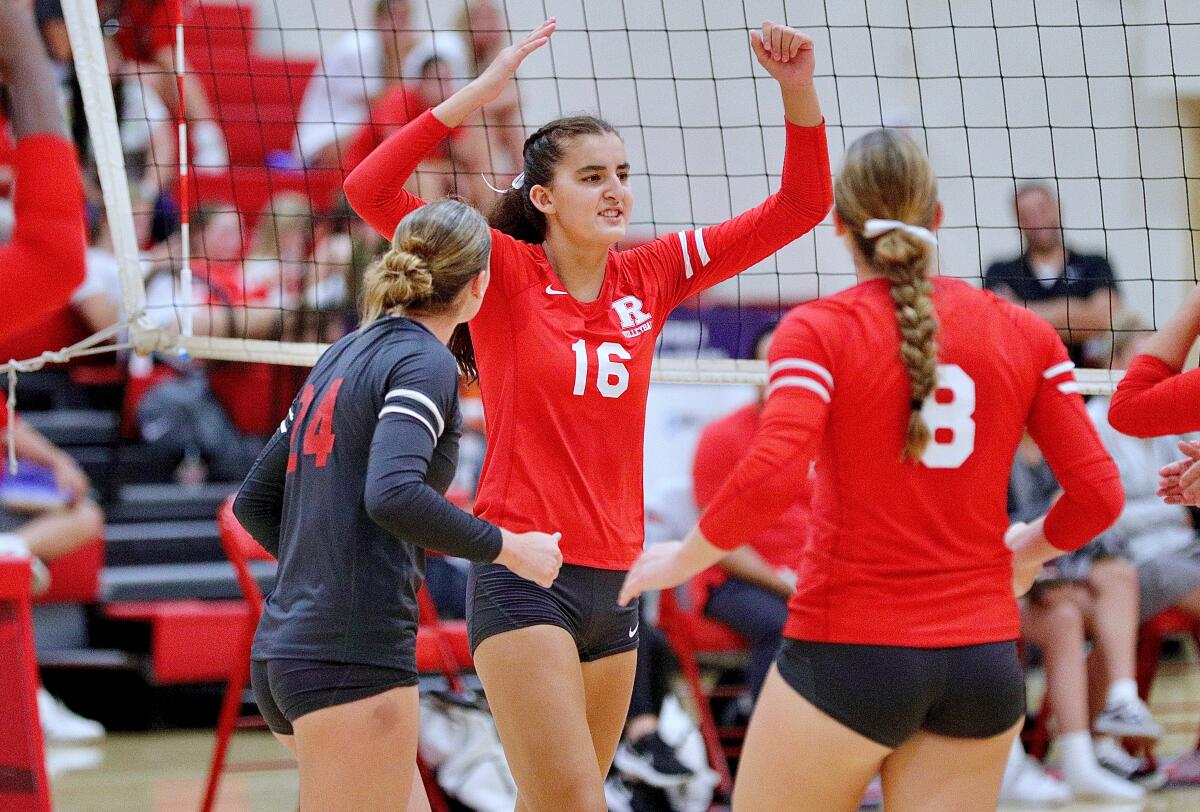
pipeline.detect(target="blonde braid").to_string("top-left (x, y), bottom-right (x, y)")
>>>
top-left (885, 248), bottom-right (939, 461)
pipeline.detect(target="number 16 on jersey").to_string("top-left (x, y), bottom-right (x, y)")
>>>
top-left (572, 340), bottom-right (631, 399)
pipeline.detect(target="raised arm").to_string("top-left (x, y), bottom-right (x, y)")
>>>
top-left (0, 2), bottom-right (85, 341)
top-left (343, 20), bottom-right (556, 240)
top-left (1109, 283), bottom-right (1200, 437)
top-left (635, 23), bottom-right (832, 308)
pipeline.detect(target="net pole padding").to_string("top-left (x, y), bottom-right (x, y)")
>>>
top-left (159, 338), bottom-right (1125, 396)
top-left (60, 0), bottom-right (154, 355)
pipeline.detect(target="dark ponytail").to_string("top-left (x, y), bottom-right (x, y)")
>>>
top-left (488, 115), bottom-right (620, 243)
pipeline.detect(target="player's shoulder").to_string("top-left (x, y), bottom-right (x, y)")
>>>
top-left (700, 402), bottom-right (758, 446)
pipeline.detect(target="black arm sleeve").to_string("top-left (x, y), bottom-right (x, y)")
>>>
top-left (363, 413), bottom-right (503, 562)
top-left (232, 430), bottom-right (289, 558)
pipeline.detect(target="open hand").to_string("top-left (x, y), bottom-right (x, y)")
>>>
top-left (619, 541), bottom-right (689, 606)
top-left (471, 18), bottom-right (556, 108)
top-left (750, 22), bottom-right (815, 88)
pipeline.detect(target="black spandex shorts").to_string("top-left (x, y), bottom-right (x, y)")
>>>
top-left (775, 638), bottom-right (1025, 749)
top-left (467, 562), bottom-right (640, 662)
top-left (250, 658), bottom-right (417, 736)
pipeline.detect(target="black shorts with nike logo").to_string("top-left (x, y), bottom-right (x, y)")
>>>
top-left (467, 562), bottom-right (640, 662)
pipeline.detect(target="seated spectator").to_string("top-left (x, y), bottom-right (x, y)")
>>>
top-left (241, 192), bottom-right (312, 312)
top-left (292, 0), bottom-right (416, 168)
top-left (985, 182), bottom-right (1121, 366)
top-left (403, 0), bottom-right (522, 176)
top-left (1010, 438), bottom-right (1159, 801)
top-left (0, 398), bottom-right (105, 742)
top-left (95, 0), bottom-right (228, 168)
top-left (342, 54), bottom-right (491, 205)
top-left (1089, 315), bottom-right (1200, 781)
top-left (691, 327), bottom-right (804, 724)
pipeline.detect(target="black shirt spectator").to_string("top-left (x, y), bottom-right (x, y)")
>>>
top-left (985, 182), bottom-right (1121, 365)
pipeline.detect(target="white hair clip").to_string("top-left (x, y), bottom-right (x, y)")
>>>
top-left (862, 219), bottom-right (938, 248)
top-left (481, 172), bottom-right (526, 195)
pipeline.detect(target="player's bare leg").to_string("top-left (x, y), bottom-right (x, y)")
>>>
top-left (272, 731), bottom-right (297, 758)
top-left (291, 684), bottom-right (420, 812)
top-left (732, 668), bottom-right (888, 812)
top-left (880, 721), bottom-right (1021, 812)
top-left (406, 772), bottom-right (432, 812)
top-left (473, 625), bottom-right (610, 812)
top-left (580, 649), bottom-right (638, 780)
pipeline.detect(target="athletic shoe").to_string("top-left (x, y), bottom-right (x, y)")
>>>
top-left (1094, 737), bottom-right (1167, 791)
top-left (613, 731), bottom-right (694, 788)
top-left (37, 688), bottom-right (105, 743)
top-left (1166, 749), bottom-right (1200, 785)
top-left (1093, 697), bottom-right (1164, 739)
top-left (603, 774), bottom-right (634, 812)
top-left (999, 754), bottom-right (1072, 806)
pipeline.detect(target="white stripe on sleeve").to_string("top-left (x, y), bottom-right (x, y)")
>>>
top-left (1057, 382), bottom-right (1080, 395)
top-left (694, 228), bottom-right (710, 266)
top-left (677, 231), bottom-right (693, 279)
top-left (767, 376), bottom-right (831, 403)
top-left (384, 388), bottom-right (445, 436)
top-left (378, 405), bottom-right (438, 442)
top-left (1043, 360), bottom-right (1076, 380)
top-left (767, 358), bottom-right (834, 388)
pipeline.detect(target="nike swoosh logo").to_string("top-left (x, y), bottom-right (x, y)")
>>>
top-left (628, 623), bottom-right (639, 638)
top-left (545, 285), bottom-right (569, 295)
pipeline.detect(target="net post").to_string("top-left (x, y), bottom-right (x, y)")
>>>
top-left (59, 0), bottom-right (154, 356)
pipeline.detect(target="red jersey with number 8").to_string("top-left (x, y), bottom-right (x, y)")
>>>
top-left (344, 110), bottom-right (832, 568)
top-left (699, 277), bottom-right (1124, 646)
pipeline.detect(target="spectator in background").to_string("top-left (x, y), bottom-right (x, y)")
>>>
top-left (242, 192), bottom-right (312, 313)
top-left (0, 402), bottom-right (106, 742)
top-left (0, 0), bottom-right (87, 342)
top-left (1087, 313), bottom-right (1200, 782)
top-left (1009, 437), bottom-right (1159, 801)
top-left (986, 182), bottom-right (1121, 366)
top-left (404, 0), bottom-right (523, 176)
top-left (95, 0), bottom-right (228, 169)
top-left (691, 326), bottom-right (804, 724)
top-left (292, 0), bottom-right (415, 169)
top-left (343, 54), bottom-right (492, 205)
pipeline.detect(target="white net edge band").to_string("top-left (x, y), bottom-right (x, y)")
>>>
top-left (61, 0), bottom-right (153, 353)
top-left (167, 335), bottom-right (1122, 395)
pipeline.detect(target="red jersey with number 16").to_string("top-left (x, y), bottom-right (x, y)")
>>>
top-left (345, 110), bottom-right (832, 568)
top-left (700, 277), bottom-right (1124, 647)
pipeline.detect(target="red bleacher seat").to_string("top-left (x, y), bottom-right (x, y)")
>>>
top-left (35, 538), bottom-right (104, 605)
top-left (0, 558), bottom-right (50, 812)
top-left (185, 4), bottom-right (254, 57)
top-left (102, 599), bottom-right (251, 684)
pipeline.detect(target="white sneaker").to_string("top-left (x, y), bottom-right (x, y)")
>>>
top-left (1095, 736), bottom-right (1168, 791)
top-left (1000, 755), bottom-right (1072, 806)
top-left (603, 774), bottom-right (633, 812)
top-left (37, 688), bottom-right (105, 743)
top-left (1062, 759), bottom-right (1146, 801)
top-left (1094, 697), bottom-right (1163, 739)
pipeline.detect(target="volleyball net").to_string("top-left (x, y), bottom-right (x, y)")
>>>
top-left (46, 0), bottom-right (1200, 394)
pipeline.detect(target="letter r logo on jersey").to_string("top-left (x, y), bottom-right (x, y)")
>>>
top-left (612, 296), bottom-right (651, 330)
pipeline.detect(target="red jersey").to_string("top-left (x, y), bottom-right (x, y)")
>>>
top-left (700, 277), bottom-right (1124, 647)
top-left (0, 135), bottom-right (86, 343)
top-left (345, 110), bottom-right (832, 568)
top-left (692, 402), bottom-right (810, 594)
top-left (1109, 354), bottom-right (1200, 437)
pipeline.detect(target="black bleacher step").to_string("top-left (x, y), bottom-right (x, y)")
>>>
top-left (38, 648), bottom-right (141, 671)
top-left (101, 560), bottom-right (276, 602)
top-left (103, 519), bottom-right (224, 566)
top-left (22, 410), bottom-right (119, 446)
top-left (106, 482), bottom-right (237, 523)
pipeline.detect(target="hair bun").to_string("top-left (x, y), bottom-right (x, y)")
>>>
top-left (380, 247), bottom-right (434, 301)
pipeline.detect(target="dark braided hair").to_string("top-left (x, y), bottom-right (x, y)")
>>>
top-left (488, 115), bottom-right (620, 244)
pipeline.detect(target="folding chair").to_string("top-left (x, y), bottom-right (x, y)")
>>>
top-left (1134, 608), bottom-right (1200, 768)
top-left (656, 582), bottom-right (748, 796)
